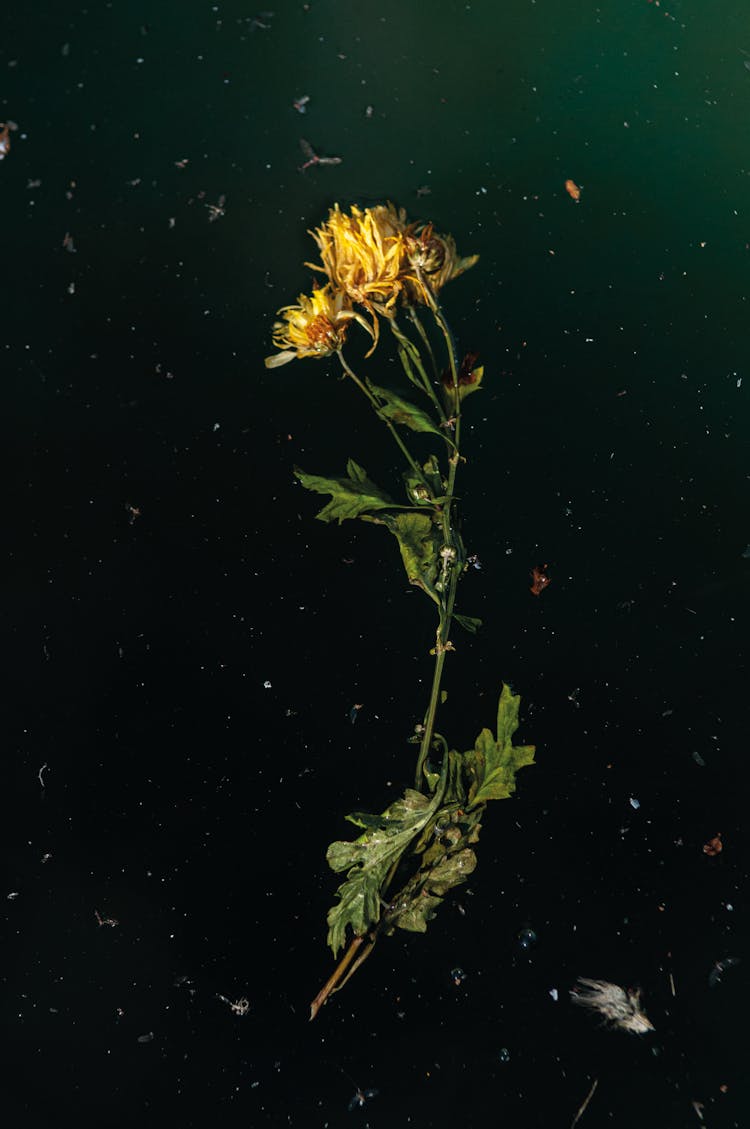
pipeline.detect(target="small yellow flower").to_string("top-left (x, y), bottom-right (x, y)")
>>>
top-left (264, 285), bottom-right (369, 368)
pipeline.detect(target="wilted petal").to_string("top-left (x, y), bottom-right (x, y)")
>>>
top-left (264, 350), bottom-right (298, 369)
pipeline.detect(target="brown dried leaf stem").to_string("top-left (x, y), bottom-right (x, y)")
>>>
top-left (309, 934), bottom-right (376, 1021)
top-left (570, 1078), bottom-right (598, 1129)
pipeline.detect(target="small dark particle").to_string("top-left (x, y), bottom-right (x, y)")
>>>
top-left (348, 1087), bottom-right (378, 1111)
top-left (709, 957), bottom-right (740, 988)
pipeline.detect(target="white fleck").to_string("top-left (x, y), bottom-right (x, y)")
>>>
top-left (629, 796), bottom-right (640, 810)
top-left (263, 680), bottom-right (272, 689)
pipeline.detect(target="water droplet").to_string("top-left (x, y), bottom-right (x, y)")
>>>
top-left (516, 926), bottom-right (537, 951)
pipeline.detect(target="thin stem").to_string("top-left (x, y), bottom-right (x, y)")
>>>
top-left (336, 349), bottom-right (427, 485)
top-left (407, 305), bottom-right (439, 380)
top-left (414, 627), bottom-right (448, 787)
top-left (389, 318), bottom-right (446, 421)
top-left (413, 289), bottom-right (464, 788)
top-left (421, 283), bottom-right (459, 391)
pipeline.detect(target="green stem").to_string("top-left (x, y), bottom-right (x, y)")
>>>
top-left (389, 318), bottom-right (446, 422)
top-left (414, 623), bottom-right (449, 787)
top-left (336, 349), bottom-right (427, 485)
top-left (413, 286), bottom-right (464, 788)
top-left (406, 305), bottom-right (439, 381)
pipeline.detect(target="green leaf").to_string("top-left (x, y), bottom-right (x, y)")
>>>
top-left (444, 748), bottom-right (468, 804)
top-left (465, 683), bottom-right (535, 806)
top-left (364, 511), bottom-right (441, 602)
top-left (459, 364), bottom-right (484, 402)
top-left (454, 613), bottom-right (483, 633)
top-left (443, 363), bottom-right (485, 413)
top-left (325, 769), bottom-right (448, 956)
top-left (368, 383), bottom-right (445, 439)
top-left (391, 836), bottom-right (478, 934)
top-left (422, 454), bottom-right (446, 498)
top-left (395, 343), bottom-right (426, 395)
top-left (424, 847), bottom-right (477, 895)
top-left (392, 893), bottom-right (444, 932)
top-left (389, 321), bottom-right (437, 399)
top-left (294, 460), bottom-right (402, 524)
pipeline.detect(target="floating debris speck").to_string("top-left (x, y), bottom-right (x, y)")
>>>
top-left (571, 977), bottom-right (654, 1034)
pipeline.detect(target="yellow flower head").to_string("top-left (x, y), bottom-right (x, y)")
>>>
top-left (264, 285), bottom-right (368, 368)
top-left (306, 204), bottom-right (409, 353)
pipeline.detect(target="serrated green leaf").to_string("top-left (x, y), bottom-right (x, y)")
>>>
top-left (294, 461), bottom-right (402, 524)
top-left (369, 383), bottom-right (444, 438)
top-left (325, 771), bottom-right (447, 956)
top-left (392, 893), bottom-right (444, 932)
top-left (425, 847), bottom-right (477, 895)
top-left (364, 511), bottom-right (441, 602)
top-left (466, 683), bottom-right (535, 806)
top-left (391, 842), bottom-right (478, 933)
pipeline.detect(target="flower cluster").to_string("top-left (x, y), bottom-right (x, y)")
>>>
top-left (265, 203), bottom-right (478, 368)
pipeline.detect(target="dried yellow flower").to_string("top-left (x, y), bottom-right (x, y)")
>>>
top-left (306, 204), bottom-right (408, 353)
top-left (264, 285), bottom-right (370, 368)
top-left (402, 223), bottom-right (479, 305)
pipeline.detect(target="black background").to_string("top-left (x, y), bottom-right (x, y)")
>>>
top-left (3, 1), bottom-right (748, 1125)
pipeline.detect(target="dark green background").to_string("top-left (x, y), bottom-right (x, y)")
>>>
top-left (3, 1), bottom-right (747, 1126)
